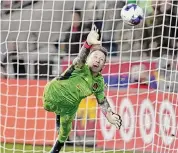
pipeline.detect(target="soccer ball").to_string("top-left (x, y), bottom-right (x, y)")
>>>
top-left (121, 4), bottom-right (144, 26)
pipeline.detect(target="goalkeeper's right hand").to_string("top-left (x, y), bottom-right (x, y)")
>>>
top-left (86, 25), bottom-right (101, 45)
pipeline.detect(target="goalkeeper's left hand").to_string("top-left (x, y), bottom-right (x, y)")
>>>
top-left (86, 25), bottom-right (101, 45)
top-left (106, 109), bottom-right (122, 129)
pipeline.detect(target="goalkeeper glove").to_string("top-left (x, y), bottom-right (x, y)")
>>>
top-left (86, 25), bottom-right (101, 45)
top-left (106, 109), bottom-right (122, 129)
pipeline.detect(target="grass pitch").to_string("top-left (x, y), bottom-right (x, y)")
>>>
top-left (1, 143), bottom-right (133, 153)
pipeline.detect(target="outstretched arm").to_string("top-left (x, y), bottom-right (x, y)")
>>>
top-left (72, 42), bottom-right (91, 68)
top-left (59, 26), bottom-right (101, 79)
top-left (73, 26), bottom-right (101, 68)
top-left (97, 97), bottom-right (122, 129)
top-left (59, 42), bottom-right (91, 79)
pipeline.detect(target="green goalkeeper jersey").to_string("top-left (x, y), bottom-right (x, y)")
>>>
top-left (68, 64), bottom-right (105, 100)
top-left (43, 64), bottom-right (105, 115)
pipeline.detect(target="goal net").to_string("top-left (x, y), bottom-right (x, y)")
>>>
top-left (1, 0), bottom-right (178, 153)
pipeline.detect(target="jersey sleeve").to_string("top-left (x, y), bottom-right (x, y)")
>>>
top-left (94, 77), bottom-right (105, 102)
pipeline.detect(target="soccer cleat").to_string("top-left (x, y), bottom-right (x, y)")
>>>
top-left (50, 140), bottom-right (64, 153)
top-left (56, 115), bottom-right (60, 132)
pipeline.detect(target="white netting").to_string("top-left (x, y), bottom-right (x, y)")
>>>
top-left (1, 0), bottom-right (178, 153)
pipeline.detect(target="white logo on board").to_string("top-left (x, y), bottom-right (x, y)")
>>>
top-left (99, 96), bottom-right (176, 146)
top-left (119, 98), bottom-right (135, 142)
top-left (159, 100), bottom-right (176, 145)
top-left (139, 99), bottom-right (155, 143)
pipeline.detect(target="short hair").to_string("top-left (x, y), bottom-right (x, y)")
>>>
top-left (89, 44), bottom-right (108, 61)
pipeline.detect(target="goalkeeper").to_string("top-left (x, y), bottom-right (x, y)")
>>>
top-left (43, 26), bottom-right (122, 153)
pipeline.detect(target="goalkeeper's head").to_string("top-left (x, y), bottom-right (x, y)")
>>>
top-left (87, 44), bottom-right (108, 74)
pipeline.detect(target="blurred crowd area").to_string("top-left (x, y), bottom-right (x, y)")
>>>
top-left (0, 0), bottom-right (178, 93)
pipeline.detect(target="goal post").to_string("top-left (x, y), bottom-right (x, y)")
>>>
top-left (1, 0), bottom-right (178, 153)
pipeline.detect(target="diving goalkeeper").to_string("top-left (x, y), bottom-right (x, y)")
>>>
top-left (43, 26), bottom-right (122, 153)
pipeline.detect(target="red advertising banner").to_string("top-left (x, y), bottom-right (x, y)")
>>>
top-left (96, 90), bottom-right (178, 153)
top-left (1, 79), bottom-right (56, 145)
top-left (1, 79), bottom-right (178, 153)
top-left (1, 79), bottom-right (98, 145)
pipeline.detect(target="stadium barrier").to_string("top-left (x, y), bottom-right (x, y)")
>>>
top-left (1, 79), bottom-right (177, 152)
top-left (1, 79), bottom-right (97, 145)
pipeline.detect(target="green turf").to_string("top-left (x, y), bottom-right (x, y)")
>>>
top-left (1, 143), bottom-right (133, 153)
